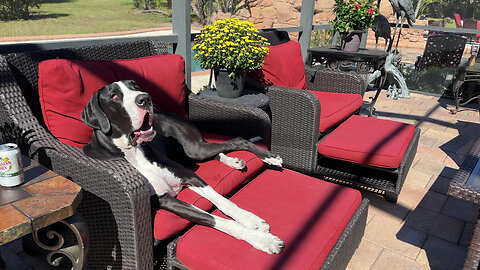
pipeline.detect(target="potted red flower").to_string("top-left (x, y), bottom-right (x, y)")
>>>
top-left (331, 0), bottom-right (379, 52)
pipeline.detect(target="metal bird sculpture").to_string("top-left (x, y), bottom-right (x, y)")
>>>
top-left (372, 14), bottom-right (391, 51)
top-left (381, 0), bottom-right (415, 53)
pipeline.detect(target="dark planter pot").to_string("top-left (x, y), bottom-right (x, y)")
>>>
top-left (341, 30), bottom-right (363, 52)
top-left (214, 69), bottom-right (245, 98)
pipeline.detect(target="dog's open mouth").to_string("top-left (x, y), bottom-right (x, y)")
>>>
top-left (130, 111), bottom-right (156, 147)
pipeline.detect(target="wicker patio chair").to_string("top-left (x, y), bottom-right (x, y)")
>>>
top-left (248, 30), bottom-right (419, 202)
top-left (0, 40), bottom-right (271, 269)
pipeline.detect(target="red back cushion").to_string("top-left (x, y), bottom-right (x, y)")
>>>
top-left (38, 54), bottom-right (187, 148)
top-left (251, 40), bottom-right (306, 89)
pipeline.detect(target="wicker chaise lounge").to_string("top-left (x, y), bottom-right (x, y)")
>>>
top-left (0, 40), bottom-right (369, 269)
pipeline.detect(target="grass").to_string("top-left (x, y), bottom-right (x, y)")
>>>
top-left (0, 0), bottom-right (172, 38)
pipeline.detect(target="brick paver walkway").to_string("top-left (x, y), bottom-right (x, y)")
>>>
top-left (1, 80), bottom-right (479, 269)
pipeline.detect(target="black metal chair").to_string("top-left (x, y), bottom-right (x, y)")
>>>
top-left (415, 33), bottom-right (467, 71)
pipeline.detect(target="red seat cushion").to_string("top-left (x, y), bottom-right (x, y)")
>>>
top-left (317, 115), bottom-right (416, 169)
top-left (153, 133), bottom-right (266, 240)
top-left (38, 54), bottom-right (187, 148)
top-left (251, 40), bottom-right (307, 89)
top-left (310, 91), bottom-right (363, 133)
top-left (176, 169), bottom-right (362, 270)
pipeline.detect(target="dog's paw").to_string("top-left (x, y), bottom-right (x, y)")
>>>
top-left (238, 212), bottom-right (270, 232)
top-left (262, 155), bottom-right (283, 167)
top-left (248, 231), bottom-right (285, 254)
top-left (219, 153), bottom-right (246, 170)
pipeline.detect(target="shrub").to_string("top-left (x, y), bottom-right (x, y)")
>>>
top-left (0, 0), bottom-right (40, 21)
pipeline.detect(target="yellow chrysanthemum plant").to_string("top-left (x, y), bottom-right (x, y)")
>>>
top-left (193, 18), bottom-right (270, 78)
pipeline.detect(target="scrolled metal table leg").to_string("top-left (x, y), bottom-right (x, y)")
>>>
top-left (451, 78), bottom-right (465, 114)
top-left (32, 214), bottom-right (88, 270)
top-left (366, 65), bottom-right (387, 117)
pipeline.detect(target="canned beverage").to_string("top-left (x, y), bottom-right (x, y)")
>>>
top-left (0, 143), bottom-right (24, 187)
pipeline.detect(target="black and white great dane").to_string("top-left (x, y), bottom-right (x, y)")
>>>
top-left (81, 80), bottom-right (284, 254)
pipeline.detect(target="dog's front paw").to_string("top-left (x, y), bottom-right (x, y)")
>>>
top-left (219, 153), bottom-right (246, 170)
top-left (248, 231), bottom-right (285, 254)
top-left (238, 212), bottom-right (270, 232)
top-left (262, 155), bottom-right (283, 167)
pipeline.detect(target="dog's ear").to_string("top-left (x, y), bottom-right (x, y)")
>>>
top-left (81, 90), bottom-right (111, 134)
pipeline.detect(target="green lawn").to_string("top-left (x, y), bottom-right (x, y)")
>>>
top-left (0, 0), bottom-right (171, 37)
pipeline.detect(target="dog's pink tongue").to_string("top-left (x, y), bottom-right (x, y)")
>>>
top-left (134, 131), bottom-right (142, 136)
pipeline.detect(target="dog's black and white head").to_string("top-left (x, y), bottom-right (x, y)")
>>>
top-left (81, 80), bottom-right (156, 160)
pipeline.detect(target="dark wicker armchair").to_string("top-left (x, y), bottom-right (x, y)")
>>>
top-left (249, 30), bottom-right (365, 171)
top-left (249, 30), bottom-right (419, 202)
top-left (0, 40), bottom-right (271, 269)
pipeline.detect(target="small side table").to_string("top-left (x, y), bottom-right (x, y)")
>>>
top-left (198, 89), bottom-right (269, 111)
top-left (0, 155), bottom-right (86, 269)
top-left (451, 62), bottom-right (480, 114)
top-left (307, 47), bottom-right (389, 117)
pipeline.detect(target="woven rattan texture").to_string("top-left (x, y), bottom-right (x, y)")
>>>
top-left (0, 39), bottom-right (273, 269)
top-left (447, 138), bottom-right (480, 269)
top-left (166, 198), bottom-right (369, 270)
top-left (463, 213), bottom-right (480, 270)
top-left (448, 138), bottom-right (480, 203)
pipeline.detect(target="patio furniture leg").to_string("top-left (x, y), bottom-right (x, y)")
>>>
top-left (385, 191), bottom-right (398, 203)
top-left (0, 252), bottom-right (4, 270)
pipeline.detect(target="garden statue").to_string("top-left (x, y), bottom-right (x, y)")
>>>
top-left (368, 52), bottom-right (410, 100)
top-left (380, 0), bottom-right (415, 53)
top-left (385, 52), bottom-right (410, 99)
top-left (372, 14), bottom-right (392, 51)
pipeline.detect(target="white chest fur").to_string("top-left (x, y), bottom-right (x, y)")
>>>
top-left (114, 137), bottom-right (183, 197)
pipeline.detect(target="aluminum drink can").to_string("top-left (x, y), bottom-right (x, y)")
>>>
top-left (0, 143), bottom-right (24, 187)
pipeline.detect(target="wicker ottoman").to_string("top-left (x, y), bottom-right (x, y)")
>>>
top-left (166, 168), bottom-right (368, 270)
top-left (316, 115), bottom-right (420, 202)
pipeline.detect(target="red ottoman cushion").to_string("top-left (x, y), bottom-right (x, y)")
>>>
top-left (176, 169), bottom-right (362, 270)
top-left (153, 133), bottom-right (266, 240)
top-left (317, 115), bottom-right (415, 169)
top-left (310, 91), bottom-right (363, 132)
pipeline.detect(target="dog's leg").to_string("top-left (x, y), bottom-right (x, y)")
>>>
top-left (188, 185), bottom-right (270, 232)
top-left (154, 114), bottom-right (282, 167)
top-left (184, 137), bottom-right (283, 168)
top-left (158, 194), bottom-right (284, 254)
top-left (159, 162), bottom-right (271, 232)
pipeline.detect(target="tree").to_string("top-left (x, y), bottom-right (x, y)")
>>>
top-left (0, 0), bottom-right (41, 21)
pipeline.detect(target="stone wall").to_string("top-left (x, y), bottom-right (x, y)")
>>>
top-left (211, 0), bottom-right (427, 50)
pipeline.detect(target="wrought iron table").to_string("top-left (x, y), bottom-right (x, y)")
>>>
top-left (451, 62), bottom-right (480, 114)
top-left (307, 47), bottom-right (389, 116)
top-left (0, 155), bottom-right (86, 269)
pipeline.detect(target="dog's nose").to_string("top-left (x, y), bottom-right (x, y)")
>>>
top-left (135, 93), bottom-right (152, 109)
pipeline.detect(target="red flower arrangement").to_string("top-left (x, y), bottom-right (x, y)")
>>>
top-left (331, 0), bottom-right (379, 33)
